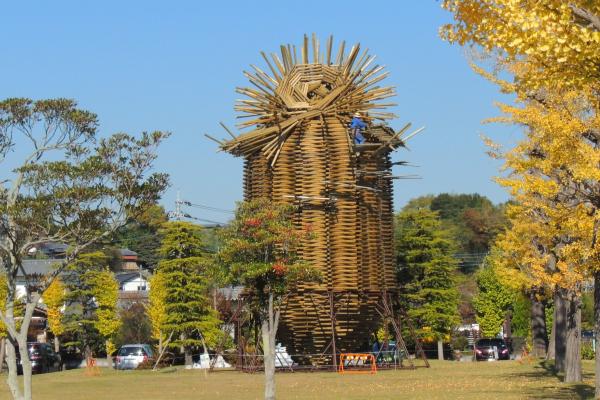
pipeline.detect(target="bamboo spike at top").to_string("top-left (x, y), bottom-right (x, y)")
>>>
top-left (353, 49), bottom-right (370, 75)
top-left (205, 133), bottom-right (225, 145)
top-left (219, 122), bottom-right (237, 139)
top-left (302, 34), bottom-right (309, 64)
top-left (343, 44), bottom-right (361, 76)
top-left (335, 40), bottom-right (345, 65)
top-left (326, 35), bottom-right (333, 65)
top-left (287, 44), bottom-right (294, 66)
top-left (249, 66), bottom-right (277, 88)
top-left (312, 33), bottom-right (319, 64)
top-left (270, 52), bottom-right (286, 77)
top-left (261, 51), bottom-right (282, 82)
top-left (223, 35), bottom-right (405, 160)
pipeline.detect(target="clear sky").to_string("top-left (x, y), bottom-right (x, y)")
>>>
top-left (1, 1), bottom-right (521, 225)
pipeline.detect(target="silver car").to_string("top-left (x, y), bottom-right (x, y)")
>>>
top-left (115, 344), bottom-right (154, 370)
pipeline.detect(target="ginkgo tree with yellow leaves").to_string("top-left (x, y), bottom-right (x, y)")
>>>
top-left (87, 269), bottom-right (121, 364)
top-left (148, 271), bottom-right (168, 355)
top-left (492, 87), bottom-right (600, 382)
top-left (443, 0), bottom-right (600, 389)
top-left (491, 205), bottom-right (554, 358)
top-left (441, 1), bottom-right (600, 92)
top-left (43, 278), bottom-right (66, 353)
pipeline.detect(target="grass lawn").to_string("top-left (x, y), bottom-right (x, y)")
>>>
top-left (0, 360), bottom-right (596, 400)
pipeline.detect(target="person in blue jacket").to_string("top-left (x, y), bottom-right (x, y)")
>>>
top-left (351, 112), bottom-right (366, 144)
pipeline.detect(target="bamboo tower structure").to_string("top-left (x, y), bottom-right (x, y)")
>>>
top-left (215, 34), bottom-right (419, 357)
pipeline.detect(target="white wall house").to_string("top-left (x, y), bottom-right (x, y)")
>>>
top-left (120, 275), bottom-right (150, 292)
top-left (115, 272), bottom-right (150, 292)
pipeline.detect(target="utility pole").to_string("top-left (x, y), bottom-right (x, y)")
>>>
top-left (172, 190), bottom-right (185, 221)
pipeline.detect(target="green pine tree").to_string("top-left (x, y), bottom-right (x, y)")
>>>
top-left (395, 208), bottom-right (460, 359)
top-left (156, 221), bottom-right (223, 366)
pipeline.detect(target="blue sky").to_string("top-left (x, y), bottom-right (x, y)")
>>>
top-left (1, 1), bottom-right (520, 224)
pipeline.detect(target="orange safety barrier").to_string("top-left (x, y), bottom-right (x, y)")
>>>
top-left (84, 357), bottom-right (101, 377)
top-left (338, 353), bottom-right (377, 374)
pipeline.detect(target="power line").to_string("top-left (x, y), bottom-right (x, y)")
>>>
top-left (182, 213), bottom-right (226, 226)
top-left (167, 192), bottom-right (229, 225)
top-left (182, 201), bottom-right (235, 214)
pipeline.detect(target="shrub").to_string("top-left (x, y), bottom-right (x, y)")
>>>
top-left (452, 335), bottom-right (469, 351)
top-left (581, 342), bottom-right (595, 360)
top-left (136, 360), bottom-right (154, 370)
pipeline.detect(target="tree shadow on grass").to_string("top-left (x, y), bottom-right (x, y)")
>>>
top-left (506, 361), bottom-right (594, 399)
top-left (525, 383), bottom-right (594, 400)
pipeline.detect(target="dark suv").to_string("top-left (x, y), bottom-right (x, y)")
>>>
top-left (474, 338), bottom-right (510, 361)
top-left (15, 343), bottom-right (62, 374)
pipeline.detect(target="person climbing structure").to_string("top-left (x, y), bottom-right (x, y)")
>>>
top-left (351, 112), bottom-right (367, 144)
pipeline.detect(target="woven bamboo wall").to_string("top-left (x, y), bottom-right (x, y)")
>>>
top-left (220, 35), bottom-right (410, 355)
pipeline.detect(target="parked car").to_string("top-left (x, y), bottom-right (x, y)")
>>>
top-left (115, 344), bottom-right (154, 370)
top-left (13, 343), bottom-right (62, 374)
top-left (474, 338), bottom-right (510, 361)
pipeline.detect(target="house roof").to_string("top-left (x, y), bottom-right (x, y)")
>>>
top-left (115, 272), bottom-right (148, 285)
top-left (119, 248), bottom-right (138, 257)
top-left (19, 259), bottom-right (63, 277)
top-left (38, 242), bottom-right (68, 257)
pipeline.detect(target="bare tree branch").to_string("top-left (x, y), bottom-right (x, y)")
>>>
top-left (570, 4), bottom-right (600, 31)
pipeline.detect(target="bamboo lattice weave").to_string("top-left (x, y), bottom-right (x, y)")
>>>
top-left (219, 35), bottom-right (412, 355)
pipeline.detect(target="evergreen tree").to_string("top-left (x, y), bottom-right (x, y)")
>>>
top-left (62, 252), bottom-right (110, 356)
top-left (511, 293), bottom-right (532, 338)
top-left (156, 221), bottom-right (223, 366)
top-left (395, 208), bottom-right (460, 360)
top-left (472, 261), bottom-right (514, 337)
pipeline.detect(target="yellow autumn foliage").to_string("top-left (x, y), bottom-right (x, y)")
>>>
top-left (441, 1), bottom-right (600, 92)
top-left (148, 271), bottom-right (167, 341)
top-left (87, 269), bottom-right (121, 339)
top-left (487, 85), bottom-right (600, 293)
top-left (43, 278), bottom-right (65, 337)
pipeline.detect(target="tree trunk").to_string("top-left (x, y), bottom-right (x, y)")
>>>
top-left (262, 319), bottom-right (275, 400)
top-left (184, 347), bottom-right (193, 367)
top-left (18, 335), bottom-right (33, 400)
top-left (530, 293), bottom-right (548, 358)
top-left (564, 290), bottom-right (582, 383)
top-left (0, 337), bottom-right (5, 373)
top-left (554, 289), bottom-right (567, 372)
top-left (53, 336), bottom-right (60, 353)
top-left (158, 330), bottom-right (163, 356)
top-left (437, 339), bottom-right (444, 360)
top-left (547, 312), bottom-right (556, 360)
top-left (594, 270), bottom-right (600, 398)
top-left (105, 340), bottom-right (113, 369)
top-left (5, 338), bottom-right (22, 400)
top-left (262, 293), bottom-right (280, 400)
